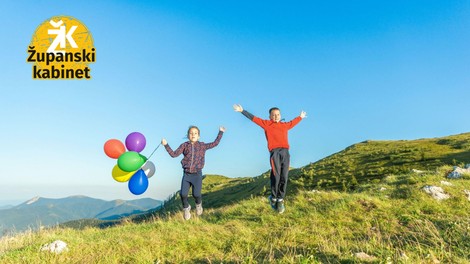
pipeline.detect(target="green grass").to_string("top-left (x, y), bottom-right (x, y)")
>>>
top-left (2, 132), bottom-right (470, 263)
top-left (1, 168), bottom-right (469, 263)
top-left (290, 132), bottom-right (470, 190)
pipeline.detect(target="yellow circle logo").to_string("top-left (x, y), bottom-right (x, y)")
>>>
top-left (27, 15), bottom-right (96, 79)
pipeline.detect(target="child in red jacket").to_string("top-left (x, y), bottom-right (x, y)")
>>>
top-left (234, 104), bottom-right (306, 213)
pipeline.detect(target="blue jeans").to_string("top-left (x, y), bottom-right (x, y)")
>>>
top-left (180, 171), bottom-right (202, 208)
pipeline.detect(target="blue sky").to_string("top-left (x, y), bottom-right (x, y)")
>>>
top-left (0, 1), bottom-right (469, 205)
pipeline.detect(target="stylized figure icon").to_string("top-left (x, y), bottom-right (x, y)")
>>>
top-left (47, 20), bottom-right (77, 53)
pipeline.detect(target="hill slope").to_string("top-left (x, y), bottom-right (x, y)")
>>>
top-left (290, 132), bottom-right (470, 190)
top-left (149, 132), bottom-right (470, 215)
top-left (1, 167), bottom-right (469, 263)
top-left (63, 132), bottom-right (470, 227)
top-left (1, 132), bottom-right (469, 262)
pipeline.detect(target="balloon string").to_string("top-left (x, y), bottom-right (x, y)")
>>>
top-left (146, 143), bottom-right (162, 160)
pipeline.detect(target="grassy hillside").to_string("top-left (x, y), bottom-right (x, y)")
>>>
top-left (154, 132), bottom-right (470, 214)
top-left (146, 173), bottom-right (270, 217)
top-left (1, 132), bottom-right (469, 262)
top-left (63, 132), bottom-right (470, 227)
top-left (290, 132), bottom-right (470, 191)
top-left (58, 173), bottom-right (270, 230)
top-left (0, 166), bottom-right (469, 263)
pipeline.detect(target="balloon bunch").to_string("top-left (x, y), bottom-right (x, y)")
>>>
top-left (103, 132), bottom-right (156, 195)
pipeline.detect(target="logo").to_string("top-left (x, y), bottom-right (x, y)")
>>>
top-left (27, 15), bottom-right (96, 80)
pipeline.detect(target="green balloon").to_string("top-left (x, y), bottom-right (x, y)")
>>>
top-left (139, 154), bottom-right (148, 163)
top-left (118, 151), bottom-right (146, 172)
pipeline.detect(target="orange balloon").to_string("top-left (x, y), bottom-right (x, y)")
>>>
top-left (104, 139), bottom-right (125, 159)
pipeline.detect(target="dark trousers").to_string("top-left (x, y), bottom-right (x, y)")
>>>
top-left (180, 171), bottom-right (202, 209)
top-left (269, 148), bottom-right (290, 200)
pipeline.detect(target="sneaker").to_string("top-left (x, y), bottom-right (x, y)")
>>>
top-left (183, 205), bottom-right (191, 220)
top-left (196, 203), bottom-right (203, 216)
top-left (268, 195), bottom-right (277, 210)
top-left (277, 200), bottom-right (285, 214)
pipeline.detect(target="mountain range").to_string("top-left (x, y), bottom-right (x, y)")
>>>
top-left (0, 205), bottom-right (14, 210)
top-left (0, 195), bottom-right (162, 236)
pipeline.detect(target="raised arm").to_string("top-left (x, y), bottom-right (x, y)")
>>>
top-left (284, 110), bottom-right (307, 130)
top-left (233, 104), bottom-right (254, 120)
top-left (162, 138), bottom-right (184, 158)
top-left (204, 128), bottom-right (224, 150)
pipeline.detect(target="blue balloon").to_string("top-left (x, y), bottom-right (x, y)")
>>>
top-left (128, 169), bottom-right (149, 195)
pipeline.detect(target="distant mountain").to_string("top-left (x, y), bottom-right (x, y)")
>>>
top-left (0, 196), bottom-right (162, 236)
top-left (0, 205), bottom-right (13, 210)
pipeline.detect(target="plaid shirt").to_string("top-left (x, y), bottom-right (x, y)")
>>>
top-left (164, 131), bottom-right (223, 173)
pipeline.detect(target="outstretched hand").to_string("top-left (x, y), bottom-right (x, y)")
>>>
top-left (161, 138), bottom-right (167, 145)
top-left (300, 111), bottom-right (307, 119)
top-left (233, 104), bottom-right (243, 112)
top-left (219, 126), bottom-right (226, 132)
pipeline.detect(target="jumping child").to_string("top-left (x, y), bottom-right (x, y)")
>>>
top-left (233, 104), bottom-right (306, 214)
top-left (162, 126), bottom-right (225, 220)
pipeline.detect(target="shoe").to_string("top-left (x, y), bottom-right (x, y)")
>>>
top-left (277, 200), bottom-right (285, 214)
top-left (196, 203), bottom-right (203, 216)
top-left (268, 195), bottom-right (277, 210)
top-left (183, 205), bottom-right (191, 220)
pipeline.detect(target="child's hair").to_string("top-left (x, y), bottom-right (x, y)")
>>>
top-left (187, 126), bottom-right (200, 137)
top-left (269, 107), bottom-right (280, 114)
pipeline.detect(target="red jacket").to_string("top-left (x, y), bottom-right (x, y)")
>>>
top-left (242, 110), bottom-right (302, 151)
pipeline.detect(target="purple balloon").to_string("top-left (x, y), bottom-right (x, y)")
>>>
top-left (125, 132), bottom-right (146, 152)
